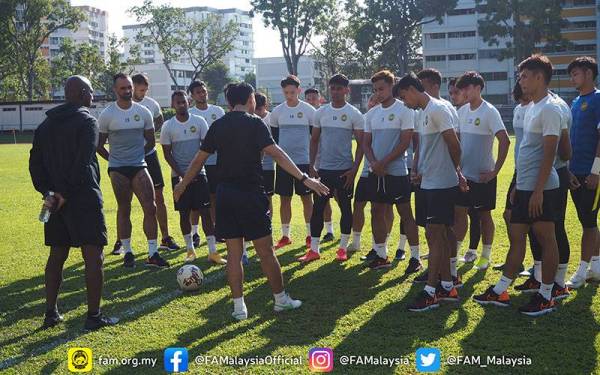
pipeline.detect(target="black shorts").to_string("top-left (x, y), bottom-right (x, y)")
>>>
top-left (145, 151), bottom-right (165, 188)
top-left (556, 167), bottom-right (570, 222)
top-left (205, 165), bottom-right (219, 194)
top-left (510, 189), bottom-right (559, 224)
top-left (505, 172), bottom-right (517, 210)
top-left (275, 164), bottom-right (311, 196)
top-left (262, 170), bottom-right (275, 196)
top-left (415, 185), bottom-right (426, 227)
top-left (570, 175), bottom-right (599, 228)
top-left (422, 186), bottom-right (458, 226)
top-left (107, 166), bottom-right (146, 180)
top-left (318, 169), bottom-right (354, 200)
top-left (355, 176), bottom-right (370, 203)
top-left (366, 173), bottom-right (411, 205)
top-left (456, 177), bottom-right (497, 211)
top-left (45, 198), bottom-right (107, 247)
top-left (171, 175), bottom-right (210, 211)
top-left (215, 183), bottom-right (271, 241)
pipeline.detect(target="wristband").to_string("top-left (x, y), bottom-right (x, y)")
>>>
top-left (592, 157), bottom-right (600, 175)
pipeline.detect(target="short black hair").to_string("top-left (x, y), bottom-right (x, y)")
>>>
top-left (255, 92), bottom-right (267, 108)
top-left (567, 56), bottom-right (598, 79)
top-left (417, 68), bottom-right (442, 87)
top-left (396, 72), bottom-right (425, 92)
top-left (518, 54), bottom-right (553, 84)
top-left (304, 88), bottom-right (320, 96)
top-left (328, 74), bottom-right (349, 87)
top-left (448, 77), bottom-right (458, 88)
top-left (113, 73), bottom-right (129, 85)
top-left (226, 82), bottom-right (255, 107)
top-left (171, 90), bottom-right (187, 101)
top-left (512, 80), bottom-right (523, 102)
top-left (131, 73), bottom-right (149, 86)
top-left (456, 71), bottom-right (485, 90)
top-left (392, 82), bottom-right (401, 98)
top-left (187, 80), bottom-right (206, 94)
top-left (281, 75), bottom-right (300, 88)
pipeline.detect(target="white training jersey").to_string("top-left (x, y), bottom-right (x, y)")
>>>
top-left (136, 96), bottom-right (162, 156)
top-left (189, 104), bottom-right (226, 166)
top-left (512, 103), bottom-right (529, 165)
top-left (159, 114), bottom-right (209, 177)
top-left (269, 100), bottom-right (316, 165)
top-left (260, 111), bottom-right (275, 171)
top-left (550, 93), bottom-right (572, 170)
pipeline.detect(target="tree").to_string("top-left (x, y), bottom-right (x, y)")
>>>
top-left (348, 0), bottom-right (457, 75)
top-left (50, 38), bottom-right (105, 96)
top-left (3, 0), bottom-right (85, 100)
top-left (476, 0), bottom-right (571, 64)
top-left (201, 62), bottom-right (232, 102)
top-left (251, 0), bottom-right (336, 75)
top-left (243, 71), bottom-right (256, 88)
top-left (100, 35), bottom-right (141, 99)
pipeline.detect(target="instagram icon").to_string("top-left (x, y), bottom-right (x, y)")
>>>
top-left (308, 347), bottom-right (333, 372)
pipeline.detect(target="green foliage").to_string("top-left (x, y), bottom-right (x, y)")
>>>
top-left (201, 62), bottom-right (233, 102)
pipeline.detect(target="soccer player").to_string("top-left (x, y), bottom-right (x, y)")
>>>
top-left (30, 76), bottom-right (118, 330)
top-left (474, 54), bottom-right (562, 316)
top-left (302, 74), bottom-right (364, 263)
top-left (173, 82), bottom-right (328, 320)
top-left (188, 80), bottom-right (226, 246)
top-left (396, 72), bottom-right (464, 312)
top-left (454, 72), bottom-right (510, 271)
top-left (565, 56), bottom-right (600, 287)
top-left (363, 70), bottom-right (420, 270)
top-left (160, 90), bottom-right (225, 265)
top-left (97, 73), bottom-right (169, 268)
top-left (270, 76), bottom-right (316, 249)
top-left (130, 74), bottom-right (180, 254)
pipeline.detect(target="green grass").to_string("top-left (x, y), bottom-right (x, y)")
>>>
top-left (0, 139), bottom-right (599, 375)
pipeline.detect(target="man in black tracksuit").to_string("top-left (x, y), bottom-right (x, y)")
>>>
top-left (29, 75), bottom-right (118, 330)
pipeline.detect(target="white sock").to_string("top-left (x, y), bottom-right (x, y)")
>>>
top-left (207, 235), bottom-right (217, 254)
top-left (282, 224), bottom-right (290, 238)
top-left (481, 244), bottom-right (492, 259)
top-left (441, 280), bottom-right (453, 291)
top-left (325, 221), bottom-right (334, 234)
top-left (493, 275), bottom-right (512, 295)
top-left (121, 238), bottom-right (132, 254)
top-left (410, 245), bottom-right (420, 260)
top-left (148, 239), bottom-right (158, 257)
top-left (375, 243), bottom-right (387, 258)
top-left (311, 237), bottom-right (320, 253)
top-left (184, 233), bottom-right (194, 250)
top-left (555, 263), bottom-right (568, 288)
top-left (385, 233), bottom-right (390, 247)
top-left (233, 296), bottom-right (247, 312)
top-left (398, 234), bottom-right (407, 251)
top-left (534, 260), bottom-right (542, 282)
top-left (352, 231), bottom-right (361, 248)
top-left (306, 223), bottom-right (311, 236)
top-left (242, 247), bottom-right (248, 258)
top-left (591, 256), bottom-right (600, 273)
top-left (191, 224), bottom-right (199, 236)
top-left (576, 261), bottom-right (589, 279)
top-left (424, 284), bottom-right (436, 297)
top-left (340, 233), bottom-right (350, 250)
top-left (274, 290), bottom-right (288, 305)
top-left (456, 240), bottom-right (463, 255)
top-left (539, 282), bottom-right (553, 301)
top-left (450, 257), bottom-right (457, 277)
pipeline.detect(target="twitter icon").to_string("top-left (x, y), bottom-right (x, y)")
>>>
top-left (416, 348), bottom-right (441, 372)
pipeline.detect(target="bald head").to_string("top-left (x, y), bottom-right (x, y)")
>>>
top-left (65, 75), bottom-right (93, 107)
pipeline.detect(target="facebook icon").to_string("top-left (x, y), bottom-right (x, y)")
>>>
top-left (164, 347), bottom-right (188, 373)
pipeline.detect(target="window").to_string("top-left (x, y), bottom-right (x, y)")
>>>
top-left (554, 69), bottom-right (568, 76)
top-left (448, 31), bottom-right (476, 38)
top-left (478, 49), bottom-right (504, 59)
top-left (427, 32), bottom-right (446, 40)
top-left (425, 55), bottom-right (446, 62)
top-left (447, 8), bottom-right (476, 16)
top-left (480, 72), bottom-right (508, 81)
top-left (243, 41), bottom-right (250, 46)
top-left (2, 108), bottom-right (16, 112)
top-left (25, 107), bottom-right (43, 111)
top-left (144, 42), bottom-right (152, 48)
top-left (144, 50), bottom-right (154, 56)
top-left (245, 58), bottom-right (250, 63)
top-left (449, 53), bottom-right (475, 61)
top-left (543, 43), bottom-right (596, 53)
top-left (564, 20), bottom-right (596, 30)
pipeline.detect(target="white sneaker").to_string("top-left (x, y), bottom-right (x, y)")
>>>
top-left (585, 269), bottom-right (600, 282)
top-left (461, 251), bottom-right (478, 263)
top-left (274, 294), bottom-right (302, 312)
top-left (232, 309), bottom-right (248, 321)
top-left (566, 273), bottom-right (586, 289)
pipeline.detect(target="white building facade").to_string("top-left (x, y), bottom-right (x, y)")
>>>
top-left (255, 56), bottom-right (321, 106)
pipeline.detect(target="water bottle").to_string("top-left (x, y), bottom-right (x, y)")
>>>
top-left (39, 191), bottom-right (54, 223)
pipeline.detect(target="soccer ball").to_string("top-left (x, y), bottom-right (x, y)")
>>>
top-left (176, 265), bottom-right (204, 291)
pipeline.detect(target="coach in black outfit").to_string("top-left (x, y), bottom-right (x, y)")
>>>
top-left (29, 75), bottom-right (118, 330)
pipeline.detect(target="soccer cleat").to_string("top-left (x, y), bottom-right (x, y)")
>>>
top-left (514, 277), bottom-right (540, 293)
top-left (193, 233), bottom-right (200, 248)
top-left (395, 249), bottom-right (406, 261)
top-left (586, 269), bottom-right (600, 282)
top-left (565, 273), bottom-right (586, 289)
top-left (336, 248), bottom-right (348, 261)
top-left (368, 256), bottom-right (391, 270)
top-left (42, 311), bottom-right (64, 329)
top-left (305, 236), bottom-right (311, 248)
top-left (518, 293), bottom-right (556, 317)
top-left (404, 257), bottom-right (422, 275)
top-left (298, 250), bottom-right (320, 263)
top-left (475, 257), bottom-right (490, 270)
top-left (145, 253), bottom-right (169, 268)
top-left (123, 252), bottom-right (135, 268)
top-left (322, 232), bottom-right (335, 242)
top-left (453, 275), bottom-right (463, 288)
top-left (84, 313), bottom-right (119, 331)
top-left (492, 263), bottom-right (505, 271)
top-left (461, 251), bottom-right (477, 263)
top-left (111, 240), bottom-right (123, 255)
top-left (274, 236), bottom-right (292, 250)
top-left (184, 251), bottom-right (197, 263)
top-left (160, 236), bottom-right (181, 251)
top-left (242, 253), bottom-right (249, 266)
top-left (217, 237), bottom-right (226, 243)
top-left (552, 283), bottom-right (570, 301)
top-left (413, 270), bottom-right (429, 284)
top-left (360, 249), bottom-right (377, 262)
top-left (407, 291), bottom-right (439, 312)
top-left (436, 285), bottom-right (459, 302)
top-left (208, 252), bottom-right (227, 265)
top-left (274, 294), bottom-right (302, 312)
top-left (473, 286), bottom-right (511, 307)
top-left (232, 309), bottom-right (248, 321)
